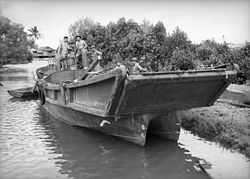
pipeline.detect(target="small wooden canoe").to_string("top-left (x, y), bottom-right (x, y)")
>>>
top-left (7, 87), bottom-right (38, 98)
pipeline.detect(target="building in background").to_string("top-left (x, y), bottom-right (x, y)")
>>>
top-left (33, 46), bottom-right (56, 58)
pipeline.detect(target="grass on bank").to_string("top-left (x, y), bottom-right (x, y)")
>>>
top-left (181, 102), bottom-right (250, 158)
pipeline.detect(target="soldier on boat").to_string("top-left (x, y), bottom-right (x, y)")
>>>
top-left (75, 35), bottom-right (88, 69)
top-left (56, 36), bottom-right (71, 71)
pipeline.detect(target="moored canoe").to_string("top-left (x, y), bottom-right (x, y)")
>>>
top-left (7, 87), bottom-right (38, 98)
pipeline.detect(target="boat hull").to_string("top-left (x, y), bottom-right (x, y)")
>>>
top-left (38, 67), bottom-right (236, 146)
top-left (45, 100), bottom-right (181, 146)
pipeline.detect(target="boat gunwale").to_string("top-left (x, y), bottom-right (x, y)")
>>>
top-left (138, 68), bottom-right (230, 75)
top-left (42, 68), bottom-right (128, 117)
top-left (129, 70), bottom-right (236, 81)
top-left (42, 70), bottom-right (235, 91)
top-left (65, 68), bottom-right (126, 88)
top-left (115, 70), bottom-right (236, 116)
top-left (42, 68), bottom-right (126, 89)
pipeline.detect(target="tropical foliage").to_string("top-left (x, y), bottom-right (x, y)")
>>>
top-left (0, 15), bottom-right (34, 67)
top-left (69, 17), bottom-right (249, 73)
top-left (28, 26), bottom-right (42, 40)
top-left (27, 26), bottom-right (42, 49)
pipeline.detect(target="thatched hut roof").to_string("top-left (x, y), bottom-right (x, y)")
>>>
top-left (37, 46), bottom-right (55, 52)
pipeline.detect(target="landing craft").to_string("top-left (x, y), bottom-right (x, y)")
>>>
top-left (32, 58), bottom-right (236, 146)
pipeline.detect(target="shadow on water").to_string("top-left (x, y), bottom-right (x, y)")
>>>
top-left (35, 106), bottom-right (210, 179)
top-left (8, 97), bottom-right (38, 103)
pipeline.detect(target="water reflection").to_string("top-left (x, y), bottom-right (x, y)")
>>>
top-left (36, 106), bottom-right (209, 179)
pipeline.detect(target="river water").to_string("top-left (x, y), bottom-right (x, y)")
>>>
top-left (0, 61), bottom-right (249, 179)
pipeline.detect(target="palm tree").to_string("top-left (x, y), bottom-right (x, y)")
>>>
top-left (28, 26), bottom-right (42, 40)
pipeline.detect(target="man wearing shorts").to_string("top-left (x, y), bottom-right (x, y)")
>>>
top-left (75, 35), bottom-right (88, 69)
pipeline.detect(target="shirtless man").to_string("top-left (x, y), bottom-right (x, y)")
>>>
top-left (89, 45), bottom-right (103, 71)
top-left (89, 45), bottom-right (102, 56)
top-left (75, 35), bottom-right (88, 69)
top-left (57, 36), bottom-right (70, 70)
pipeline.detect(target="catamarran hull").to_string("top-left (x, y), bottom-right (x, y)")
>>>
top-left (44, 100), bottom-right (181, 146)
top-left (37, 67), bottom-right (236, 146)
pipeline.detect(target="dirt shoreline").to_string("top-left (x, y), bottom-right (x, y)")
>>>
top-left (181, 84), bottom-right (250, 158)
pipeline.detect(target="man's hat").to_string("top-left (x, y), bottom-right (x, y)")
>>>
top-left (75, 35), bottom-right (81, 38)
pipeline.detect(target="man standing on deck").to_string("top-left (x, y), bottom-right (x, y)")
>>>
top-left (89, 45), bottom-right (103, 71)
top-left (131, 57), bottom-right (147, 74)
top-left (57, 36), bottom-right (70, 70)
top-left (75, 35), bottom-right (88, 69)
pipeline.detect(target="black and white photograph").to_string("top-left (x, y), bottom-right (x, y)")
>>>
top-left (0, 0), bottom-right (249, 178)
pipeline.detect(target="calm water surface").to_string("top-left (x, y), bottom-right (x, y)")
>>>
top-left (0, 61), bottom-right (249, 179)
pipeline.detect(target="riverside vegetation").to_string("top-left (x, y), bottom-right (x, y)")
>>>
top-left (68, 17), bottom-right (250, 74)
top-left (0, 15), bottom-right (39, 67)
